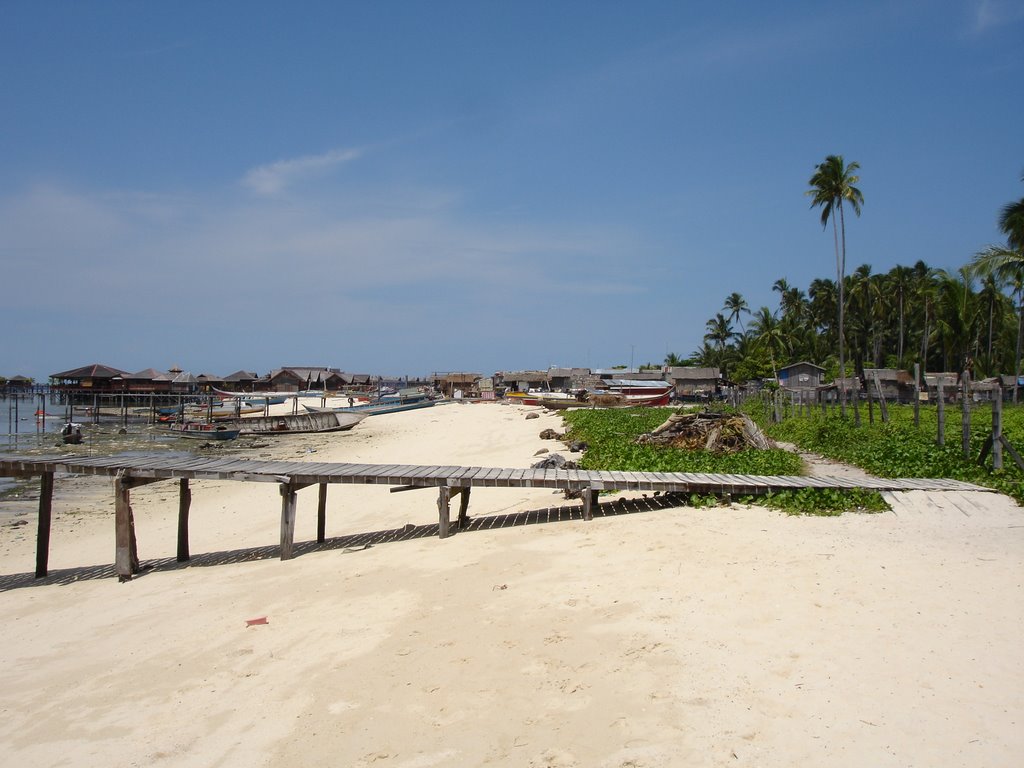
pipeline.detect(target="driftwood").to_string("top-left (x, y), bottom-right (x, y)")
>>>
top-left (635, 411), bottom-right (774, 453)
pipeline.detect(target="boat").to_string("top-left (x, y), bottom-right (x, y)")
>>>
top-left (160, 422), bottom-right (241, 441)
top-left (588, 389), bottom-right (673, 407)
top-left (220, 410), bottom-right (367, 435)
top-left (60, 422), bottom-right (83, 444)
top-left (529, 392), bottom-right (590, 409)
top-left (303, 398), bottom-right (438, 417)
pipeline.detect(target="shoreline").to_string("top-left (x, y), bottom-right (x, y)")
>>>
top-left (1, 402), bottom-right (1022, 767)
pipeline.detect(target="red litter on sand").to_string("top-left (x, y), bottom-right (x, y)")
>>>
top-left (245, 616), bottom-right (269, 627)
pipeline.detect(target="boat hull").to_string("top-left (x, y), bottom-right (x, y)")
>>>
top-left (222, 411), bottom-right (366, 435)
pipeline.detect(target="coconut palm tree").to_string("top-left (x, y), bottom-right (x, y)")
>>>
top-left (723, 292), bottom-right (750, 334)
top-left (887, 265), bottom-right (914, 368)
top-left (807, 155), bottom-right (864, 414)
top-left (750, 306), bottom-right (787, 381)
top-left (968, 174), bottom-right (1024, 399)
top-left (664, 352), bottom-right (686, 367)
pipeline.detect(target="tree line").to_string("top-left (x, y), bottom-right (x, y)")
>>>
top-left (666, 159), bottom-right (1024, 390)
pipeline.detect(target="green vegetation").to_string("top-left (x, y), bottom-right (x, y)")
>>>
top-left (561, 407), bottom-right (884, 515)
top-left (746, 398), bottom-right (1024, 504)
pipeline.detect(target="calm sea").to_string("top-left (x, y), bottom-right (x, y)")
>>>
top-left (0, 394), bottom-right (190, 495)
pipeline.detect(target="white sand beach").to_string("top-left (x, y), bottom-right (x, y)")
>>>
top-left (1, 402), bottom-right (1022, 767)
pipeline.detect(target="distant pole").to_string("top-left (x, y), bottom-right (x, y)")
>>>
top-left (914, 363), bottom-right (921, 428)
top-left (937, 380), bottom-right (945, 446)
top-left (993, 393), bottom-right (1003, 470)
top-left (961, 370), bottom-right (971, 459)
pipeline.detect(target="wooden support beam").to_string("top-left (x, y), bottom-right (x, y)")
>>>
top-left (582, 488), bottom-right (599, 521)
top-left (279, 483), bottom-right (298, 560)
top-left (438, 485), bottom-right (451, 539)
top-left (114, 477), bottom-right (140, 582)
top-left (317, 483), bottom-right (327, 543)
top-left (176, 479), bottom-right (191, 562)
top-left (35, 471), bottom-right (54, 578)
top-left (457, 486), bottom-right (471, 529)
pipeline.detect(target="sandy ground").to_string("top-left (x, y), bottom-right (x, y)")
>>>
top-left (1, 401), bottom-right (1022, 768)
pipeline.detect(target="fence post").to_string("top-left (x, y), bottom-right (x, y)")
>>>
top-left (993, 394), bottom-right (1003, 471)
top-left (937, 380), bottom-right (945, 446)
top-left (961, 370), bottom-right (971, 460)
top-left (914, 363), bottom-right (921, 428)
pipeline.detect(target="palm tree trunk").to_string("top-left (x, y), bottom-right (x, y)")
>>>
top-left (834, 210), bottom-right (846, 417)
top-left (898, 289), bottom-right (905, 369)
top-left (1015, 292), bottom-right (1023, 404)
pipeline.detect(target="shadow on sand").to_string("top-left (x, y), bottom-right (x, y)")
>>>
top-left (0, 493), bottom-right (690, 591)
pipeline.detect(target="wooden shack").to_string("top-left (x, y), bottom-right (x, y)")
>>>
top-left (777, 362), bottom-right (825, 392)
top-left (665, 366), bottom-right (720, 400)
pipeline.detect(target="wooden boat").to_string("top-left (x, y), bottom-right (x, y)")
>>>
top-left (221, 410), bottom-right (366, 435)
top-left (160, 423), bottom-right (240, 441)
top-left (588, 389), bottom-right (672, 407)
top-left (531, 393), bottom-right (590, 409)
top-left (303, 399), bottom-right (437, 417)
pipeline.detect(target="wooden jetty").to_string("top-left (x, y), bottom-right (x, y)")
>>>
top-left (0, 453), bottom-right (993, 581)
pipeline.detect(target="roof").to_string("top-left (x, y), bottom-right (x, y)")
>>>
top-left (666, 367), bottom-right (720, 379)
top-left (50, 363), bottom-right (130, 379)
top-left (778, 361), bottom-right (825, 373)
top-left (127, 368), bottom-right (165, 380)
top-left (222, 370), bottom-right (258, 382)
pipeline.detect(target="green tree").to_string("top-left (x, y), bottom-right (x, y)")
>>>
top-left (722, 292), bottom-right (749, 333)
top-left (968, 174), bottom-right (1024, 399)
top-left (807, 155), bottom-right (864, 414)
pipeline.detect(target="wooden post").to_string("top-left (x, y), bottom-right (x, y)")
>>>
top-left (992, 394), bottom-right (1003, 470)
top-left (279, 483), bottom-right (298, 559)
top-left (874, 375), bottom-right (889, 423)
top-left (937, 381), bottom-right (945, 446)
top-left (914, 363), bottom-right (921, 427)
top-left (437, 485), bottom-right (451, 539)
top-left (582, 487), bottom-right (600, 521)
top-left (317, 483), bottom-right (328, 543)
top-left (35, 471), bottom-right (54, 578)
top-left (852, 381), bottom-right (861, 426)
top-left (961, 371), bottom-right (971, 460)
top-left (867, 381), bottom-right (874, 424)
top-left (457, 486), bottom-right (471, 529)
top-left (176, 478), bottom-right (191, 562)
top-left (114, 477), bottom-right (139, 581)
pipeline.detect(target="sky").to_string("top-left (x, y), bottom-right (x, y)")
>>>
top-left (2, 1), bottom-right (1023, 382)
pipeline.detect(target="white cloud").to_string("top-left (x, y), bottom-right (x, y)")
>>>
top-left (971, 0), bottom-right (1024, 34)
top-left (241, 147), bottom-right (362, 195)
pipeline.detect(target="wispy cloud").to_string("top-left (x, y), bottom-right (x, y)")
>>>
top-left (970, 0), bottom-right (1024, 34)
top-left (241, 147), bottom-right (362, 195)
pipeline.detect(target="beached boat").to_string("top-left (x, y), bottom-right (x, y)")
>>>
top-left (159, 423), bottom-right (241, 441)
top-left (220, 410), bottom-right (366, 435)
top-left (588, 389), bottom-right (673, 407)
top-left (303, 399), bottom-right (438, 417)
top-left (530, 392), bottom-right (590, 409)
top-left (60, 423), bottom-right (84, 444)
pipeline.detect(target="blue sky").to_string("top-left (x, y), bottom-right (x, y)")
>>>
top-left (2, 1), bottom-right (1022, 381)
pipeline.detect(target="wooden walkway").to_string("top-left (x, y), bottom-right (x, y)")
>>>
top-left (0, 453), bottom-right (993, 581)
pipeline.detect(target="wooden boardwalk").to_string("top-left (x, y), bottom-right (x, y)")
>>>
top-left (0, 453), bottom-right (994, 581)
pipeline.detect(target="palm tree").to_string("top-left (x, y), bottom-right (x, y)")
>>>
top-left (807, 155), bottom-right (864, 414)
top-left (887, 265), bottom-right (914, 368)
top-left (968, 174), bottom-right (1024, 399)
top-left (723, 292), bottom-right (750, 333)
top-left (750, 306), bottom-right (787, 381)
top-left (664, 352), bottom-right (685, 367)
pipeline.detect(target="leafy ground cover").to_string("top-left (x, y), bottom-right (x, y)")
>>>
top-left (747, 398), bottom-right (1024, 504)
top-left (560, 407), bottom-right (883, 514)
